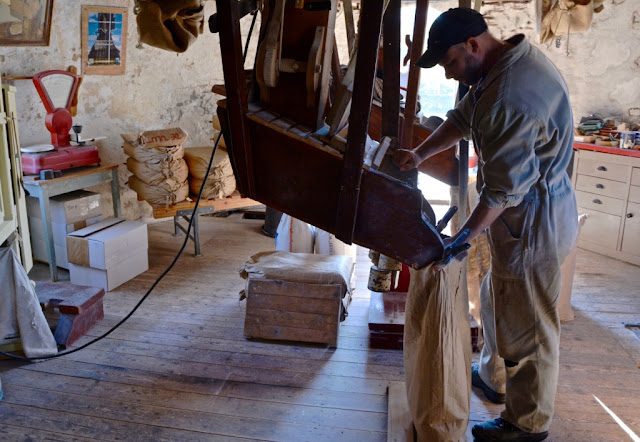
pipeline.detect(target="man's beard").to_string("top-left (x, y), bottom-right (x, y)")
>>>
top-left (461, 54), bottom-right (484, 86)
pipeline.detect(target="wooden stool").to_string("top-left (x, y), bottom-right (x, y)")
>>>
top-left (35, 281), bottom-right (105, 348)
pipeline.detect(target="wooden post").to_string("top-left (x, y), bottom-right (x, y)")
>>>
top-left (382, 0), bottom-right (401, 139)
top-left (400, 0), bottom-right (429, 150)
top-left (457, 0), bottom-right (471, 219)
top-left (343, 0), bottom-right (356, 58)
top-left (457, 84), bottom-right (469, 219)
top-left (331, 36), bottom-right (343, 94)
top-left (215, 0), bottom-right (255, 196)
top-left (334, 0), bottom-right (385, 244)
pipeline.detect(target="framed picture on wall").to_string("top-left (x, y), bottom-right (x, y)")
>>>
top-left (0, 0), bottom-right (54, 46)
top-left (81, 5), bottom-right (127, 75)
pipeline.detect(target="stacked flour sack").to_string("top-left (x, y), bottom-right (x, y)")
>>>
top-left (122, 128), bottom-right (190, 206)
top-left (181, 115), bottom-right (236, 199)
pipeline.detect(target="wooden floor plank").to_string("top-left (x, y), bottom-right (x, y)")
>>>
top-left (386, 381), bottom-right (412, 442)
top-left (2, 369), bottom-right (388, 433)
top-left (0, 403), bottom-right (250, 442)
top-left (20, 358), bottom-right (389, 412)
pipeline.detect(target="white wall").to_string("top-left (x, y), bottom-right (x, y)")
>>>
top-left (2, 0), bottom-right (638, 219)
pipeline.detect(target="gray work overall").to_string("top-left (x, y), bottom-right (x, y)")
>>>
top-left (447, 34), bottom-right (579, 432)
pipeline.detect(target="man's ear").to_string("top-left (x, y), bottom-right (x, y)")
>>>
top-left (466, 37), bottom-right (480, 54)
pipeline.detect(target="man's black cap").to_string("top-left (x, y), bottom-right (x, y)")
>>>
top-left (416, 8), bottom-right (488, 69)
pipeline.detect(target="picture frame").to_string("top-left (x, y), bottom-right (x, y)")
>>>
top-left (0, 0), bottom-right (54, 46)
top-left (81, 5), bottom-right (127, 75)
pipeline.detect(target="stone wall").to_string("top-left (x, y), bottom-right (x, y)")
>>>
top-left (1, 1), bottom-right (638, 219)
top-left (432, 0), bottom-right (640, 125)
top-left (1, 1), bottom-right (256, 220)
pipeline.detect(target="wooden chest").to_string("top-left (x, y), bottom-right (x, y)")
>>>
top-left (244, 277), bottom-right (343, 347)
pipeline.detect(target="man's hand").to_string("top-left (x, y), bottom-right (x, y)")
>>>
top-left (433, 229), bottom-right (471, 271)
top-left (393, 148), bottom-right (422, 171)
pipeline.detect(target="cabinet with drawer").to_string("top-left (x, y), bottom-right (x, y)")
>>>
top-left (572, 148), bottom-right (640, 266)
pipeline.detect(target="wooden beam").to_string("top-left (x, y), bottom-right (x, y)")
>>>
top-left (316, 0), bottom-right (339, 129)
top-left (382, 0), bottom-right (401, 139)
top-left (342, 0), bottom-right (356, 57)
top-left (458, 0), bottom-right (471, 218)
top-left (334, 0), bottom-right (385, 244)
top-left (216, 0), bottom-right (255, 196)
top-left (400, 0), bottom-right (429, 150)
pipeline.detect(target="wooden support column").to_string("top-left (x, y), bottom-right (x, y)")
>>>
top-left (457, 0), bottom-right (471, 219)
top-left (343, 0), bottom-right (356, 58)
top-left (457, 84), bottom-right (470, 218)
top-left (334, 0), bottom-right (385, 244)
top-left (400, 0), bottom-right (429, 149)
top-left (382, 0), bottom-right (401, 139)
top-left (331, 36), bottom-right (343, 94)
top-left (216, 0), bottom-right (255, 196)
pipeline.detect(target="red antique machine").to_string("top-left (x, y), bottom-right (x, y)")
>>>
top-left (21, 70), bottom-right (101, 175)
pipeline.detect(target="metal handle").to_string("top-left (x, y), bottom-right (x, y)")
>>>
top-left (596, 183), bottom-right (605, 189)
top-left (593, 199), bottom-right (602, 205)
top-left (628, 213), bottom-right (634, 219)
top-left (597, 166), bottom-right (607, 171)
top-left (436, 206), bottom-right (458, 233)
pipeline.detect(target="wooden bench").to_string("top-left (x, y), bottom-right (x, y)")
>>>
top-left (145, 191), bottom-right (262, 256)
top-left (35, 281), bottom-right (105, 348)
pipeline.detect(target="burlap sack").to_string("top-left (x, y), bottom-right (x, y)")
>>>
top-left (183, 147), bottom-right (233, 179)
top-left (239, 251), bottom-right (354, 321)
top-left (138, 127), bottom-right (188, 148)
top-left (136, 0), bottom-right (204, 53)
top-left (123, 138), bottom-right (185, 164)
top-left (239, 251), bottom-right (353, 296)
top-left (212, 114), bottom-right (222, 131)
top-left (189, 175), bottom-right (236, 199)
top-left (212, 130), bottom-right (227, 149)
top-left (126, 157), bottom-right (189, 187)
top-left (404, 259), bottom-right (471, 442)
top-left (128, 174), bottom-right (189, 206)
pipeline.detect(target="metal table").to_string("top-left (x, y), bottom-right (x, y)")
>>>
top-left (22, 164), bottom-right (121, 281)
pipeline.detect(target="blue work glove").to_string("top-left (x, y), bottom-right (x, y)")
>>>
top-left (433, 228), bottom-right (471, 272)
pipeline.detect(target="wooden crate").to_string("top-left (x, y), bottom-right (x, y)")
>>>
top-left (244, 277), bottom-right (343, 347)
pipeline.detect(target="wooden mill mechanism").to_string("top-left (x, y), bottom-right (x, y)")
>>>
top-left (214, 0), bottom-right (460, 269)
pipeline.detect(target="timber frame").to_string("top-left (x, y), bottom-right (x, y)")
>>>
top-left (214, 0), bottom-right (458, 268)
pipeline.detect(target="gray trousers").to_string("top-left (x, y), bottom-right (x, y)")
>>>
top-left (477, 178), bottom-right (577, 433)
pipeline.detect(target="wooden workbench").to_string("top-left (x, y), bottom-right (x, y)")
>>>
top-left (149, 191), bottom-right (262, 256)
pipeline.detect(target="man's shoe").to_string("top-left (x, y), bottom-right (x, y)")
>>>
top-left (472, 418), bottom-right (548, 441)
top-left (472, 363), bottom-right (506, 404)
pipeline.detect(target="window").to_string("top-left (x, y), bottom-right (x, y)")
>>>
top-left (401, 4), bottom-right (458, 223)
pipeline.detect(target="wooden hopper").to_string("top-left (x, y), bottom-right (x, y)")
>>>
top-left (215, 0), bottom-right (454, 269)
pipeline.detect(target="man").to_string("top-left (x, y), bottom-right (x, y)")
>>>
top-left (394, 8), bottom-right (578, 442)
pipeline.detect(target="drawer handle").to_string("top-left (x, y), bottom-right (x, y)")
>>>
top-left (595, 183), bottom-right (605, 189)
top-left (593, 199), bottom-right (603, 205)
top-left (628, 213), bottom-right (634, 219)
top-left (597, 166), bottom-right (607, 171)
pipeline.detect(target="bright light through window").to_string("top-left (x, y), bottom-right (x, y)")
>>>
top-left (400, 5), bottom-right (460, 212)
top-left (400, 5), bottom-right (457, 121)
